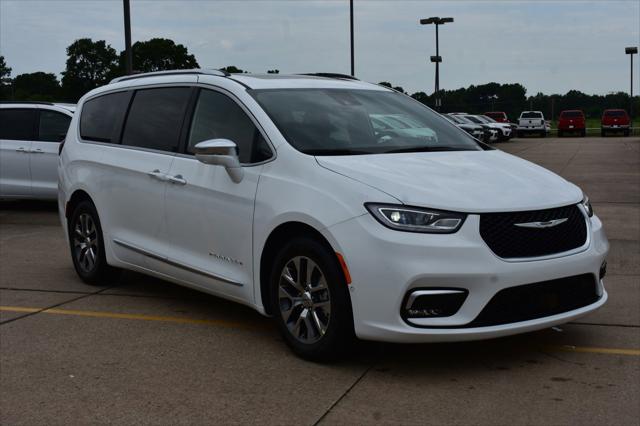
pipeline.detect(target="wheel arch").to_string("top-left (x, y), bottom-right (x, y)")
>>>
top-left (65, 189), bottom-right (95, 220)
top-left (259, 221), bottom-right (346, 316)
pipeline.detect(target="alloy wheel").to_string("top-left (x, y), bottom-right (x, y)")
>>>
top-left (278, 256), bottom-right (331, 344)
top-left (72, 213), bottom-right (99, 273)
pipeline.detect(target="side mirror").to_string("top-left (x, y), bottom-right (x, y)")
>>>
top-left (194, 139), bottom-right (244, 183)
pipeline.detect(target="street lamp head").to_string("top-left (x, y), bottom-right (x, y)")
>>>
top-left (626, 47), bottom-right (638, 54)
top-left (420, 16), bottom-right (453, 25)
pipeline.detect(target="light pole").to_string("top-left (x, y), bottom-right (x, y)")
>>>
top-left (420, 16), bottom-right (453, 111)
top-left (350, 0), bottom-right (354, 76)
top-left (123, 0), bottom-right (133, 75)
top-left (626, 46), bottom-right (637, 129)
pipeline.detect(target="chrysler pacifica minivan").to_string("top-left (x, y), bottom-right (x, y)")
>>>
top-left (59, 70), bottom-right (609, 360)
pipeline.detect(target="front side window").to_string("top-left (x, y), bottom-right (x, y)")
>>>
top-left (39, 110), bottom-right (71, 142)
top-left (121, 87), bottom-right (191, 152)
top-left (251, 89), bottom-right (482, 156)
top-left (187, 89), bottom-right (272, 163)
top-left (80, 91), bottom-right (131, 143)
top-left (0, 109), bottom-right (37, 141)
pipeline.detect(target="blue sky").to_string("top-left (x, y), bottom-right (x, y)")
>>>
top-left (1, 0), bottom-right (638, 96)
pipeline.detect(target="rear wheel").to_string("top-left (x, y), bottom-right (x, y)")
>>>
top-left (601, 129), bottom-right (606, 137)
top-left (581, 129), bottom-right (586, 137)
top-left (624, 129), bottom-right (630, 137)
top-left (270, 237), bottom-right (354, 362)
top-left (68, 200), bottom-right (120, 285)
top-left (557, 130), bottom-right (563, 138)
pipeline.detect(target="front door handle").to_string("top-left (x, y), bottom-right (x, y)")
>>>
top-left (15, 147), bottom-right (27, 153)
top-left (167, 174), bottom-right (187, 185)
top-left (147, 169), bottom-right (168, 181)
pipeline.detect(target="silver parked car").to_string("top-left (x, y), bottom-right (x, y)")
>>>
top-left (0, 102), bottom-right (75, 200)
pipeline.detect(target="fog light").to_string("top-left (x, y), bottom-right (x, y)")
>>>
top-left (402, 289), bottom-right (468, 319)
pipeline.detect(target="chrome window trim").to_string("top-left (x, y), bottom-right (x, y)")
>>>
top-left (76, 82), bottom-right (276, 166)
top-left (113, 239), bottom-right (243, 287)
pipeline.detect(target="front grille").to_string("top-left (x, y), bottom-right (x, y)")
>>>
top-left (467, 274), bottom-right (599, 327)
top-left (480, 204), bottom-right (587, 259)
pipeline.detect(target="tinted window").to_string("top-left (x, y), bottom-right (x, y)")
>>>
top-left (604, 110), bottom-right (626, 117)
top-left (122, 88), bottom-right (191, 152)
top-left (187, 90), bottom-right (272, 163)
top-left (81, 91), bottom-right (131, 142)
top-left (39, 110), bottom-right (71, 142)
top-left (0, 109), bottom-right (37, 140)
top-left (521, 112), bottom-right (543, 119)
top-left (560, 111), bottom-right (583, 118)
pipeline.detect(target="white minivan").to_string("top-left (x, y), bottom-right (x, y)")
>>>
top-left (58, 70), bottom-right (608, 360)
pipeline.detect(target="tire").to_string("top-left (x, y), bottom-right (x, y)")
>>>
top-left (601, 129), bottom-right (606, 137)
top-left (581, 129), bottom-right (586, 137)
top-left (540, 131), bottom-right (546, 138)
top-left (624, 129), bottom-right (630, 137)
top-left (557, 130), bottom-right (563, 138)
top-left (68, 200), bottom-right (121, 285)
top-left (517, 131), bottom-right (523, 138)
top-left (269, 237), bottom-right (354, 362)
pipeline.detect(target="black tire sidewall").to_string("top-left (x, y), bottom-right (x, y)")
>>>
top-left (269, 237), bottom-right (354, 361)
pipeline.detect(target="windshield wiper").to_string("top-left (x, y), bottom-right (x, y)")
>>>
top-left (305, 149), bottom-right (371, 156)
top-left (384, 146), bottom-right (472, 154)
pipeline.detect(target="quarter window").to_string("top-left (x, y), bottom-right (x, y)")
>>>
top-left (0, 109), bottom-right (37, 141)
top-left (80, 91), bottom-right (131, 143)
top-left (121, 87), bottom-right (191, 152)
top-left (187, 89), bottom-right (272, 163)
top-left (39, 110), bottom-right (71, 142)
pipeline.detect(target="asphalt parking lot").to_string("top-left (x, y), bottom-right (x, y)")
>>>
top-left (1, 136), bottom-right (639, 425)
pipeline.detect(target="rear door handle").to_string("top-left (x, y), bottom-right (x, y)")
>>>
top-left (30, 148), bottom-right (44, 154)
top-left (147, 169), bottom-right (168, 181)
top-left (167, 174), bottom-right (187, 185)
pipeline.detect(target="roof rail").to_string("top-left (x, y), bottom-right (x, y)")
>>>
top-left (110, 69), bottom-right (230, 84)
top-left (0, 100), bottom-right (55, 106)
top-left (299, 73), bottom-right (359, 81)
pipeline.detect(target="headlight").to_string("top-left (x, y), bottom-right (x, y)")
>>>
top-left (365, 203), bottom-right (466, 233)
top-left (581, 196), bottom-right (593, 217)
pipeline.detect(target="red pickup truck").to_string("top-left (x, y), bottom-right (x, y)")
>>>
top-left (484, 111), bottom-right (509, 123)
top-left (557, 110), bottom-right (586, 137)
top-left (601, 109), bottom-right (630, 137)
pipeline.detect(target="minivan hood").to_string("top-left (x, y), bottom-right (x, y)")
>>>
top-left (316, 150), bottom-right (583, 213)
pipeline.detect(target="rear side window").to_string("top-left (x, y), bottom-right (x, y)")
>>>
top-left (81, 91), bottom-right (131, 143)
top-left (121, 88), bottom-right (191, 152)
top-left (187, 89), bottom-right (272, 163)
top-left (39, 110), bottom-right (71, 142)
top-left (0, 109), bottom-right (37, 140)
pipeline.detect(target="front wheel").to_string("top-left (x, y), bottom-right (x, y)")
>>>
top-left (68, 200), bottom-right (120, 285)
top-left (270, 237), bottom-right (354, 362)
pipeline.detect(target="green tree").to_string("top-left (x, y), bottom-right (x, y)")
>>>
top-left (61, 38), bottom-right (119, 102)
top-left (13, 72), bottom-right (60, 101)
top-left (220, 65), bottom-right (246, 74)
top-left (122, 38), bottom-right (199, 73)
top-left (0, 56), bottom-right (12, 100)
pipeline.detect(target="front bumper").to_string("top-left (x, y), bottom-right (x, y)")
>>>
top-left (323, 211), bottom-right (609, 343)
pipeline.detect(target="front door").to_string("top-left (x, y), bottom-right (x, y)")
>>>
top-left (163, 88), bottom-right (273, 301)
top-left (0, 108), bottom-right (37, 198)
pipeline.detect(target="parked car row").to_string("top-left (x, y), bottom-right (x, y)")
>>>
top-left (483, 109), bottom-right (632, 138)
top-left (442, 113), bottom-right (514, 143)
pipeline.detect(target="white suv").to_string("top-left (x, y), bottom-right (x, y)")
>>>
top-left (59, 70), bottom-right (609, 360)
top-left (1, 102), bottom-right (74, 199)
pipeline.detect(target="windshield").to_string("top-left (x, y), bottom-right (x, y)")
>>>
top-left (604, 110), bottom-right (626, 117)
top-left (250, 89), bottom-right (483, 155)
top-left (464, 115), bottom-right (484, 124)
top-left (480, 115), bottom-right (497, 123)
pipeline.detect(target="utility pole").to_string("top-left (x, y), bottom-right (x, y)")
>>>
top-left (626, 47), bottom-right (637, 130)
top-left (350, 0), bottom-right (354, 76)
top-left (123, 0), bottom-right (133, 75)
top-left (420, 17), bottom-right (453, 111)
